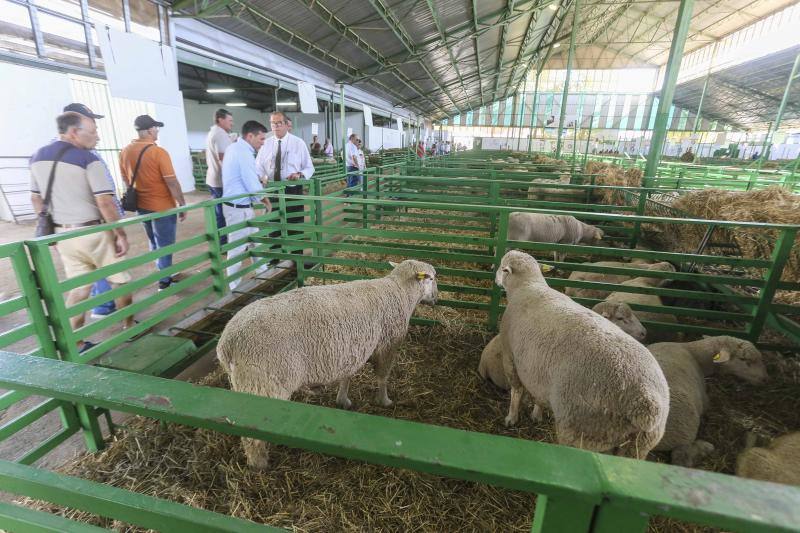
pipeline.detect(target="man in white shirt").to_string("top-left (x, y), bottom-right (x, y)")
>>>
top-left (205, 109), bottom-right (234, 245)
top-left (256, 111), bottom-right (314, 255)
top-left (345, 133), bottom-right (360, 193)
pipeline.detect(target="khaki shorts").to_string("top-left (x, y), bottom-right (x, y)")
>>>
top-left (56, 230), bottom-right (132, 285)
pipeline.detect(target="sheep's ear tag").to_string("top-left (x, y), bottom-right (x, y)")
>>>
top-left (416, 271), bottom-right (426, 280)
top-left (712, 353), bottom-right (722, 363)
top-left (540, 264), bottom-right (554, 273)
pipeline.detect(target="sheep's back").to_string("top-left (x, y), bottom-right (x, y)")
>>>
top-left (504, 285), bottom-right (668, 429)
top-left (218, 279), bottom-right (408, 379)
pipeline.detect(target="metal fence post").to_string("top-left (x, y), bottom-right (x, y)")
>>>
top-left (530, 494), bottom-right (595, 532)
top-left (203, 202), bottom-right (226, 296)
top-left (488, 210), bottom-right (508, 331)
top-left (747, 227), bottom-right (796, 342)
top-left (312, 178), bottom-right (323, 259)
top-left (25, 240), bottom-right (104, 452)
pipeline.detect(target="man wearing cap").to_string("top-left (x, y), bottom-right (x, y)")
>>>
top-left (61, 104), bottom-right (124, 319)
top-left (205, 108), bottom-right (234, 245)
top-left (120, 115), bottom-right (186, 291)
top-left (30, 111), bottom-right (134, 354)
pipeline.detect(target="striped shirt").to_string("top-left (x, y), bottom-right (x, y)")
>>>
top-left (30, 140), bottom-right (113, 224)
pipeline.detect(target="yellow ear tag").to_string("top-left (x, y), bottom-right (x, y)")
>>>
top-left (712, 353), bottom-right (721, 362)
top-left (541, 264), bottom-right (554, 273)
top-left (416, 272), bottom-right (427, 280)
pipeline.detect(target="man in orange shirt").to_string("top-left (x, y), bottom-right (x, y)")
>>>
top-left (120, 115), bottom-right (186, 291)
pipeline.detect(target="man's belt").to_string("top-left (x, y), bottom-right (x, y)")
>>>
top-left (54, 220), bottom-right (102, 229)
top-left (223, 202), bottom-right (252, 208)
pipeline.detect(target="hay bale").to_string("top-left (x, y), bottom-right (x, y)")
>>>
top-left (585, 162), bottom-right (643, 205)
top-left (669, 187), bottom-right (800, 283)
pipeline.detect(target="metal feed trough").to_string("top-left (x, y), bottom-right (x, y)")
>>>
top-left (0, 155), bottom-right (799, 531)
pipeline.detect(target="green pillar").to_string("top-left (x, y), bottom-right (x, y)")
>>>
top-left (340, 84), bottom-right (346, 174)
top-left (644, 0), bottom-right (696, 180)
top-left (691, 42), bottom-right (718, 135)
top-left (760, 51), bottom-right (800, 163)
top-left (555, 0), bottom-right (580, 159)
top-left (518, 76), bottom-right (528, 151)
top-left (528, 70), bottom-right (539, 153)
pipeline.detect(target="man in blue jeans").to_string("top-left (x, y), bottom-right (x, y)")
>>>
top-left (205, 109), bottom-right (234, 245)
top-left (120, 115), bottom-right (186, 290)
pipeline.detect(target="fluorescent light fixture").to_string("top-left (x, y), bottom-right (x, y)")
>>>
top-left (206, 88), bottom-right (235, 93)
top-left (276, 101), bottom-right (297, 106)
top-left (553, 42), bottom-right (561, 48)
top-left (548, 3), bottom-right (558, 10)
top-left (226, 102), bottom-right (247, 107)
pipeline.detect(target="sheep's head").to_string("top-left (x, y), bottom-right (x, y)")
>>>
top-left (496, 250), bottom-right (545, 288)
top-left (592, 301), bottom-right (647, 342)
top-left (389, 260), bottom-right (438, 305)
top-left (709, 336), bottom-right (768, 385)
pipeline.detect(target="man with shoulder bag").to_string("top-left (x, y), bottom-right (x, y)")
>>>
top-left (120, 115), bottom-right (187, 291)
top-left (29, 112), bottom-right (134, 354)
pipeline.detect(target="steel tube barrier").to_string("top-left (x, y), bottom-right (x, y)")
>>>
top-left (0, 351), bottom-right (799, 532)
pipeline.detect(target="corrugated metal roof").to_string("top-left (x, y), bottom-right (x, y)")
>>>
top-left (171, 0), bottom-right (797, 120)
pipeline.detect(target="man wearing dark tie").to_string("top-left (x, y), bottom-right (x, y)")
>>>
top-left (256, 111), bottom-right (315, 255)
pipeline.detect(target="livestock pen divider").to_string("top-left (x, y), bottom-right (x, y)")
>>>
top-left (1, 157), bottom-right (800, 531)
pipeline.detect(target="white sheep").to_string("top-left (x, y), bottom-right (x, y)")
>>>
top-left (217, 259), bottom-right (438, 468)
top-left (648, 336), bottom-right (768, 467)
top-left (527, 175), bottom-right (572, 201)
top-left (507, 212), bottom-right (604, 262)
top-left (592, 262), bottom-right (677, 343)
top-left (565, 259), bottom-right (660, 300)
top-left (478, 335), bottom-right (509, 390)
top-left (736, 432), bottom-right (800, 486)
top-left (496, 250), bottom-right (669, 459)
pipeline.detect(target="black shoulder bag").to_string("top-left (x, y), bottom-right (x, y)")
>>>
top-left (121, 144), bottom-right (153, 212)
top-left (35, 144), bottom-right (73, 238)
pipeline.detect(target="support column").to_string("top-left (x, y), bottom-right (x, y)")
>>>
top-left (555, 0), bottom-right (581, 159)
top-left (340, 84), bottom-right (346, 174)
top-left (644, 0), bottom-right (696, 180)
top-left (691, 41), bottom-right (718, 135)
top-left (518, 76), bottom-right (528, 151)
top-left (760, 51), bottom-right (800, 163)
top-left (528, 71), bottom-right (540, 153)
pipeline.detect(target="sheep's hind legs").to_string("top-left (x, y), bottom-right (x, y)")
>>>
top-left (371, 351), bottom-right (395, 407)
top-left (504, 386), bottom-right (523, 427)
top-left (336, 378), bottom-right (352, 409)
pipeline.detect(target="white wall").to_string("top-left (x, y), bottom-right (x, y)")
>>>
top-left (0, 61), bottom-right (73, 221)
top-left (183, 99), bottom-right (266, 150)
top-left (365, 126), bottom-right (403, 150)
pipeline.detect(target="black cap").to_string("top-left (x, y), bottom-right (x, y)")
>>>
top-left (63, 103), bottom-right (104, 119)
top-left (134, 115), bottom-right (164, 130)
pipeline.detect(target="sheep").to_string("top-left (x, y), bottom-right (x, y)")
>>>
top-left (565, 260), bottom-right (662, 300)
top-left (217, 259), bottom-right (438, 468)
top-left (592, 262), bottom-right (677, 343)
top-left (648, 336), bottom-right (768, 467)
top-left (736, 432), bottom-right (800, 486)
top-left (527, 175), bottom-right (571, 201)
top-left (507, 212), bottom-right (604, 262)
top-left (496, 250), bottom-right (669, 459)
top-left (478, 335), bottom-right (509, 390)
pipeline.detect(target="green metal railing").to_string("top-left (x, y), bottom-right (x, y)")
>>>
top-left (1, 157), bottom-right (800, 530)
top-left (1, 351), bottom-right (799, 532)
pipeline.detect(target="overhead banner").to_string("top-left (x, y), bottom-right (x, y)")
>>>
top-left (311, 122), bottom-right (319, 135)
top-left (396, 117), bottom-right (403, 132)
top-left (362, 104), bottom-right (373, 127)
top-left (296, 81), bottom-right (318, 113)
top-left (95, 26), bottom-right (180, 106)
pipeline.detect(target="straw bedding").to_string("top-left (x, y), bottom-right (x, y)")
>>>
top-left (18, 207), bottom-right (800, 532)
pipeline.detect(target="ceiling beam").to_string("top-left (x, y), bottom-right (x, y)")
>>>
top-left (424, 0), bottom-right (471, 104)
top-left (292, 0), bottom-right (451, 114)
top-left (471, 0), bottom-right (485, 106)
top-left (503, 1), bottom-right (545, 99)
top-left (491, 0), bottom-right (516, 102)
